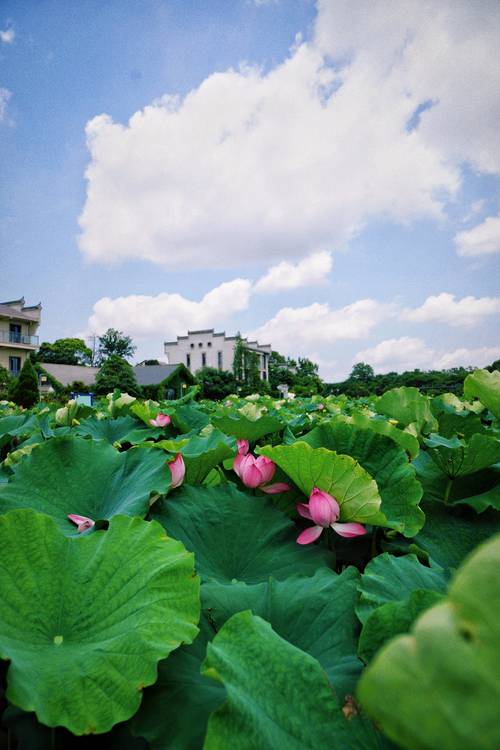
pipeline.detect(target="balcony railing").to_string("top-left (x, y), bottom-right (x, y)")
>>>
top-left (0, 331), bottom-right (39, 346)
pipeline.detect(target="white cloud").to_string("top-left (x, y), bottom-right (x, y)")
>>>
top-left (0, 88), bottom-right (11, 124)
top-left (77, 0), bottom-right (485, 269)
top-left (403, 293), bottom-right (500, 327)
top-left (254, 250), bottom-right (332, 293)
top-left (454, 216), bottom-right (500, 257)
top-left (87, 278), bottom-right (252, 339)
top-left (0, 28), bottom-right (14, 44)
top-left (355, 337), bottom-right (500, 373)
top-left (248, 299), bottom-right (395, 351)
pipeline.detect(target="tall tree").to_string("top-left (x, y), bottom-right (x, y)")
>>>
top-left (350, 362), bottom-right (375, 381)
top-left (94, 356), bottom-right (142, 396)
top-left (232, 334), bottom-right (246, 382)
top-left (97, 329), bottom-right (136, 364)
top-left (37, 338), bottom-right (93, 366)
top-left (10, 358), bottom-right (39, 408)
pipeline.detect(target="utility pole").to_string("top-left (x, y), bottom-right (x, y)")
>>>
top-left (87, 334), bottom-right (98, 366)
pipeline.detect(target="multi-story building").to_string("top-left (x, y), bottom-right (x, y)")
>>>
top-left (0, 298), bottom-right (41, 376)
top-left (164, 329), bottom-right (271, 380)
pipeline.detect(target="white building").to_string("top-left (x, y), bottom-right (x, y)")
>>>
top-left (164, 329), bottom-right (272, 380)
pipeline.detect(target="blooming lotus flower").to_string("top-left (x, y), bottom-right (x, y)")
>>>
top-left (317, 403), bottom-right (325, 411)
top-left (168, 453), bottom-right (185, 489)
top-left (296, 487), bottom-right (366, 545)
top-left (149, 413), bottom-right (171, 428)
top-left (233, 453), bottom-right (291, 494)
top-left (237, 439), bottom-right (249, 455)
top-left (68, 514), bottom-right (95, 533)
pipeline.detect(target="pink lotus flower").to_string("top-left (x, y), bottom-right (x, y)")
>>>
top-left (237, 439), bottom-right (249, 455)
top-left (317, 403), bottom-right (325, 411)
top-left (168, 453), bottom-right (185, 489)
top-left (68, 514), bottom-right (95, 533)
top-left (149, 413), bottom-right (171, 428)
top-left (233, 453), bottom-right (291, 494)
top-left (296, 487), bottom-right (366, 544)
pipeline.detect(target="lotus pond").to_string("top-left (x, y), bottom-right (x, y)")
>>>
top-left (0, 369), bottom-right (499, 749)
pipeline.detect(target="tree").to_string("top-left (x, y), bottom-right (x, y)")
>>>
top-left (293, 358), bottom-right (324, 395)
top-left (97, 329), bottom-right (136, 364)
top-left (268, 351), bottom-right (296, 393)
top-left (37, 338), bottom-right (93, 366)
top-left (0, 364), bottom-right (11, 400)
top-left (197, 367), bottom-right (237, 400)
top-left (350, 362), bottom-right (375, 381)
top-left (232, 334), bottom-right (246, 383)
top-left (10, 357), bottom-right (39, 408)
top-left (94, 356), bottom-right (142, 396)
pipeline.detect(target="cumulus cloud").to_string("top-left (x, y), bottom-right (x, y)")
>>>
top-left (355, 337), bottom-right (500, 373)
top-left (454, 216), bottom-right (500, 257)
top-left (87, 279), bottom-right (252, 339)
top-left (0, 28), bottom-right (14, 44)
top-left (77, 0), bottom-right (500, 268)
top-left (248, 299), bottom-right (396, 351)
top-left (254, 250), bottom-right (332, 293)
top-left (403, 293), bottom-right (500, 327)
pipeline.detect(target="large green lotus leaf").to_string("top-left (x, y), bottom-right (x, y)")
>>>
top-left (414, 451), bottom-right (500, 512)
top-left (0, 414), bottom-right (39, 447)
top-left (132, 571), bottom-right (363, 749)
top-left (202, 567), bottom-right (362, 698)
top-left (358, 590), bottom-right (443, 663)
top-left (0, 436), bottom-right (170, 534)
top-left (202, 611), bottom-right (394, 750)
top-left (171, 405), bottom-right (210, 434)
top-left (258, 441), bottom-right (386, 526)
top-left (414, 499), bottom-right (500, 568)
top-left (180, 429), bottom-right (236, 484)
top-left (0, 510), bottom-right (200, 735)
top-left (74, 415), bottom-right (162, 445)
top-left (301, 420), bottom-right (424, 536)
top-left (375, 387), bottom-right (437, 433)
top-left (358, 534), bottom-right (500, 750)
top-left (151, 484), bottom-right (334, 583)
top-left (356, 553), bottom-right (449, 625)
top-left (212, 409), bottom-right (283, 441)
top-left (430, 394), bottom-right (487, 439)
top-left (423, 432), bottom-right (500, 477)
top-left (347, 412), bottom-right (420, 457)
top-left (130, 615), bottom-right (225, 750)
top-left (464, 368), bottom-right (500, 419)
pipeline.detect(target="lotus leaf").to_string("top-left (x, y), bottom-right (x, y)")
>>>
top-left (0, 510), bottom-right (200, 735)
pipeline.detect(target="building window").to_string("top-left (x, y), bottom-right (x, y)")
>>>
top-left (9, 323), bottom-right (21, 344)
top-left (198, 342), bottom-right (203, 348)
top-left (9, 356), bottom-right (21, 375)
top-left (208, 341), bottom-right (212, 347)
top-left (217, 351), bottom-right (223, 370)
top-left (190, 343), bottom-right (194, 349)
top-left (186, 353), bottom-right (191, 368)
top-left (262, 370), bottom-right (267, 380)
top-left (202, 352), bottom-right (207, 367)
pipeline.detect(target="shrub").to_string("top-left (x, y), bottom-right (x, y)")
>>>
top-left (94, 356), bottom-right (142, 397)
top-left (10, 357), bottom-right (39, 408)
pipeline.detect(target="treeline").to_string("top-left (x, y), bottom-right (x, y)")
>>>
top-left (327, 360), bottom-right (500, 397)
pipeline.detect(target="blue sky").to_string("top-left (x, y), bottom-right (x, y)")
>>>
top-left (1, 0), bottom-right (499, 380)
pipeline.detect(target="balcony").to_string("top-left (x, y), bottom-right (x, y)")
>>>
top-left (0, 331), bottom-right (39, 347)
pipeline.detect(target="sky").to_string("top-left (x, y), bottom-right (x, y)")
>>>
top-left (1, 0), bottom-right (499, 381)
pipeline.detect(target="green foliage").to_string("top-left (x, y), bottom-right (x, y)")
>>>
top-left (37, 337), bottom-right (92, 366)
top-left (10, 357), bottom-right (39, 408)
top-left (464, 368), bottom-right (500, 419)
top-left (0, 509), bottom-right (200, 735)
top-left (330, 365), bottom-right (475, 397)
top-left (97, 328), bottom-right (137, 363)
top-left (358, 534), bottom-right (500, 750)
top-left (94, 355), bottom-right (142, 396)
top-left (197, 366), bottom-right (237, 399)
top-left (0, 363), bottom-right (11, 399)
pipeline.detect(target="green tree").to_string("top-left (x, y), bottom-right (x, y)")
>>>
top-left (97, 329), bottom-right (136, 364)
top-left (350, 362), bottom-right (375, 381)
top-left (268, 350), bottom-right (296, 394)
top-left (10, 357), bottom-right (39, 408)
top-left (232, 334), bottom-right (246, 382)
top-left (0, 364), bottom-right (11, 400)
top-left (37, 338), bottom-right (93, 366)
top-left (94, 356), bottom-right (142, 396)
top-left (197, 367), bottom-right (237, 400)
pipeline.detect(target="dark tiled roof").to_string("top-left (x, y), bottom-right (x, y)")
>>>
top-left (133, 364), bottom-right (184, 386)
top-left (0, 303), bottom-right (38, 322)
